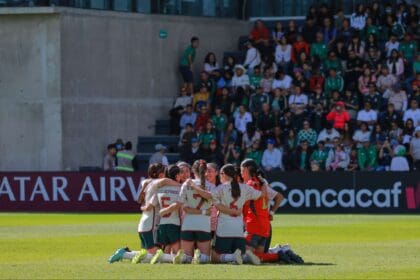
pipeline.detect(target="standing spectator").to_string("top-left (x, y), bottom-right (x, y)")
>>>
top-left (149, 144), bottom-right (169, 166)
top-left (170, 86), bottom-right (192, 135)
top-left (275, 36), bottom-right (292, 73)
top-left (404, 99), bottom-right (420, 127)
top-left (179, 36), bottom-right (199, 95)
top-left (103, 144), bottom-right (116, 171)
top-left (243, 41), bottom-right (261, 75)
top-left (203, 52), bottom-right (220, 75)
top-left (357, 102), bottom-right (378, 127)
top-left (234, 104), bottom-right (252, 135)
top-left (116, 141), bottom-right (135, 172)
top-left (292, 140), bottom-right (312, 171)
top-left (326, 144), bottom-right (350, 171)
top-left (326, 101), bottom-right (350, 131)
top-left (357, 140), bottom-right (378, 171)
top-left (262, 138), bottom-right (284, 172)
top-left (390, 146), bottom-right (410, 171)
top-left (297, 120), bottom-right (317, 147)
top-left (310, 141), bottom-right (329, 170)
top-left (410, 127), bottom-right (420, 170)
top-left (350, 4), bottom-right (367, 31)
top-left (387, 84), bottom-right (408, 113)
top-left (180, 104), bottom-right (197, 130)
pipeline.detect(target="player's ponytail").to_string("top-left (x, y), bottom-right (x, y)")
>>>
top-left (165, 164), bottom-right (180, 181)
top-left (241, 159), bottom-right (265, 186)
top-left (221, 164), bottom-right (240, 199)
top-left (192, 159), bottom-right (207, 189)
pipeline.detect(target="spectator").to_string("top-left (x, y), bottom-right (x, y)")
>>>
top-left (358, 68), bottom-right (377, 96)
top-left (242, 122), bottom-right (261, 151)
top-left (309, 69), bottom-right (325, 92)
top-left (211, 106), bottom-right (227, 144)
top-left (291, 34), bottom-right (310, 64)
top-left (243, 41), bottom-right (261, 75)
top-left (260, 54), bottom-right (278, 76)
top-left (353, 122), bottom-right (371, 146)
top-left (275, 36), bottom-right (292, 72)
top-left (324, 50), bottom-right (343, 76)
top-left (350, 4), bottom-right (367, 31)
top-left (249, 66), bottom-right (262, 89)
top-left (223, 55), bottom-right (236, 75)
top-left (285, 20), bottom-right (298, 44)
top-left (403, 99), bottom-right (420, 126)
top-left (343, 89), bottom-right (359, 120)
top-left (387, 84), bottom-right (408, 113)
top-left (270, 88), bottom-right (288, 114)
top-left (249, 20), bottom-right (271, 57)
top-left (249, 86), bottom-right (269, 116)
top-left (322, 17), bottom-right (337, 46)
top-left (192, 85), bottom-right (209, 110)
top-left (231, 65), bottom-right (250, 92)
top-left (179, 36), bottom-right (199, 95)
top-left (262, 138), bottom-right (284, 172)
top-left (326, 101), bottom-right (350, 131)
top-left (410, 126), bottom-right (420, 170)
top-left (337, 18), bottom-right (354, 45)
top-left (114, 138), bottom-right (124, 152)
top-left (310, 141), bottom-right (329, 170)
top-left (390, 145), bottom-right (410, 171)
top-left (345, 49), bottom-right (363, 84)
top-left (357, 140), bottom-right (378, 171)
top-left (180, 137), bottom-right (204, 165)
top-left (324, 68), bottom-right (344, 96)
top-left (326, 144), bottom-right (350, 171)
top-left (364, 83), bottom-right (382, 111)
top-left (401, 119), bottom-right (415, 145)
top-left (370, 124), bottom-right (387, 144)
top-left (297, 120), bottom-right (317, 146)
top-left (310, 32), bottom-right (328, 61)
top-left (224, 139), bottom-right (241, 166)
top-left (272, 70), bottom-right (293, 90)
top-left (357, 102), bottom-right (378, 127)
top-left (203, 52), bottom-right (220, 75)
top-left (380, 103), bottom-right (401, 130)
top-left (387, 49), bottom-right (405, 78)
top-left (385, 35), bottom-right (400, 58)
top-left (272, 21), bottom-right (285, 45)
top-left (179, 123), bottom-right (197, 148)
top-left (347, 147), bottom-right (359, 171)
top-left (292, 140), bottom-right (312, 171)
top-left (205, 139), bottom-right (224, 167)
top-left (170, 86), bottom-right (192, 134)
top-left (223, 122), bottom-right (238, 149)
top-left (199, 120), bottom-right (216, 149)
top-left (116, 141), bottom-right (135, 172)
top-left (317, 123), bottom-right (340, 147)
top-left (288, 85), bottom-right (308, 129)
top-left (301, 17), bottom-right (318, 44)
top-left (376, 66), bottom-right (398, 94)
top-left (215, 87), bottom-right (233, 116)
top-left (234, 104), bottom-right (252, 135)
top-left (245, 140), bottom-right (263, 166)
top-left (377, 139), bottom-right (393, 171)
top-left (257, 103), bottom-right (276, 140)
top-left (103, 144), bottom-right (116, 171)
top-left (149, 144), bottom-right (169, 166)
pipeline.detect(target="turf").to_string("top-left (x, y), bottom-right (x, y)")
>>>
top-left (0, 213), bottom-right (419, 279)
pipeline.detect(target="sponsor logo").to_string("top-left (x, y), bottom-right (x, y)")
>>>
top-left (405, 183), bottom-right (420, 210)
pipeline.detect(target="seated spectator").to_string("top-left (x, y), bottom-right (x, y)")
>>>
top-left (388, 121), bottom-right (403, 143)
top-left (385, 34), bottom-right (400, 58)
top-left (180, 137), bottom-right (204, 165)
top-left (272, 70), bottom-right (292, 90)
top-left (149, 144), bottom-right (169, 166)
top-left (272, 21), bottom-right (285, 45)
top-left (242, 122), bottom-right (261, 151)
top-left (386, 84), bottom-right (408, 113)
top-left (262, 138), bottom-right (284, 172)
top-left (260, 67), bottom-right (273, 94)
top-left (310, 32), bottom-right (328, 61)
top-left (357, 140), bottom-right (378, 171)
top-left (249, 86), bottom-right (269, 116)
top-left (364, 83), bottom-right (382, 111)
top-left (386, 49), bottom-right (404, 78)
top-left (410, 127), bottom-right (420, 170)
top-left (103, 144), bottom-right (116, 171)
top-left (249, 19), bottom-right (271, 57)
top-left (301, 16), bottom-right (318, 44)
top-left (324, 50), bottom-right (343, 76)
top-left (215, 87), bottom-right (233, 116)
top-left (192, 86), bottom-right (210, 110)
top-left (358, 68), bottom-right (377, 96)
top-left (310, 103), bottom-right (327, 133)
top-left (390, 145), bottom-right (410, 171)
top-left (194, 105), bottom-right (210, 133)
top-left (357, 102), bottom-right (377, 127)
top-left (350, 4), bottom-right (367, 31)
top-left (377, 139), bottom-right (393, 171)
top-left (345, 50), bottom-right (363, 85)
top-left (310, 141), bottom-right (329, 170)
top-left (223, 55), bottom-right (235, 75)
top-left (204, 139), bottom-right (224, 167)
top-left (347, 147), bottom-right (359, 171)
top-left (343, 89), bottom-right (359, 120)
top-left (231, 65), bottom-right (250, 92)
top-left (326, 143), bottom-right (350, 171)
top-left (223, 123), bottom-right (238, 149)
top-left (249, 66), bottom-right (262, 89)
top-left (224, 139), bottom-right (241, 166)
top-left (324, 68), bottom-right (344, 96)
top-left (322, 17), bottom-right (337, 46)
top-left (353, 122), bottom-right (371, 146)
top-left (317, 123), bottom-right (341, 148)
top-left (376, 66), bottom-right (398, 94)
top-left (370, 124), bottom-right (387, 144)
top-left (270, 88), bottom-right (288, 113)
top-left (211, 106), bottom-right (228, 144)
top-left (288, 85), bottom-right (308, 129)
top-left (275, 36), bottom-right (292, 72)
top-left (234, 105), bottom-right (253, 135)
top-left (326, 101), bottom-right (350, 131)
top-left (260, 54), bottom-right (278, 76)
top-left (379, 103), bottom-right (401, 130)
top-left (179, 123), bottom-right (197, 148)
top-left (297, 120), bottom-right (317, 147)
top-left (203, 52), bottom-right (220, 75)
top-left (199, 120), bottom-right (216, 149)
top-left (401, 119), bottom-right (415, 145)
top-left (291, 34), bottom-right (310, 64)
top-left (403, 99), bottom-right (420, 127)
top-left (292, 140), bottom-right (312, 171)
top-left (285, 20), bottom-right (298, 44)
top-left (243, 41), bottom-right (261, 75)
top-left (257, 103), bottom-right (276, 140)
top-left (309, 69), bottom-right (325, 92)
top-left (348, 34), bottom-right (365, 58)
top-left (170, 86), bottom-right (192, 134)
top-left (245, 140), bottom-right (263, 166)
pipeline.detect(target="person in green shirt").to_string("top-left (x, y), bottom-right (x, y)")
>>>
top-left (245, 140), bottom-right (263, 166)
top-left (249, 66), bottom-right (262, 89)
top-left (199, 121), bottom-right (216, 149)
top-left (211, 106), bottom-right (227, 144)
top-left (357, 140), bottom-right (378, 171)
top-left (323, 50), bottom-right (343, 76)
top-left (180, 36), bottom-right (199, 95)
top-left (363, 16), bottom-right (379, 40)
top-left (324, 68), bottom-right (344, 97)
top-left (310, 141), bottom-right (329, 170)
top-left (399, 33), bottom-right (417, 62)
top-left (310, 32), bottom-right (328, 60)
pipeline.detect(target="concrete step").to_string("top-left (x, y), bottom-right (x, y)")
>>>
top-left (155, 119), bottom-right (171, 135)
top-left (137, 135), bottom-right (179, 154)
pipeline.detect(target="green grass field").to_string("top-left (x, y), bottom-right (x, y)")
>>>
top-left (0, 213), bottom-right (419, 279)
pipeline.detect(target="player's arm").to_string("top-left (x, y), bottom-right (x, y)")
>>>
top-left (270, 192), bottom-right (283, 214)
top-left (186, 179), bottom-right (213, 200)
top-left (183, 206), bottom-right (211, 216)
top-left (215, 203), bottom-right (241, 217)
top-left (159, 202), bottom-right (181, 217)
top-left (154, 178), bottom-right (181, 188)
top-left (137, 179), bottom-right (152, 204)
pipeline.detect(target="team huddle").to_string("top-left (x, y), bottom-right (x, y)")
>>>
top-left (108, 159), bottom-right (304, 265)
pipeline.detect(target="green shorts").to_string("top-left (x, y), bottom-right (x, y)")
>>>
top-left (181, 231), bottom-right (212, 242)
top-left (214, 236), bottom-right (246, 254)
top-left (139, 231), bottom-right (155, 249)
top-left (156, 224), bottom-right (180, 246)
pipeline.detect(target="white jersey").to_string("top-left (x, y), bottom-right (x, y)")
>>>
top-left (212, 182), bottom-right (261, 238)
top-left (153, 185), bottom-right (181, 226)
top-left (180, 179), bottom-right (212, 232)
top-left (138, 179), bottom-right (158, 233)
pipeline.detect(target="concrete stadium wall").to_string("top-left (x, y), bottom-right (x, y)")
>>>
top-left (0, 7), bottom-right (250, 171)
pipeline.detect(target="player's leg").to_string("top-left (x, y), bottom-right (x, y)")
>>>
top-left (246, 234), bottom-right (280, 263)
top-left (193, 232), bottom-right (212, 264)
top-left (212, 237), bottom-right (242, 264)
top-left (132, 231), bottom-right (157, 263)
top-left (179, 231), bottom-right (195, 264)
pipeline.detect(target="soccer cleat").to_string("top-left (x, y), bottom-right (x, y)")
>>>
top-left (233, 249), bottom-right (243, 265)
top-left (277, 251), bottom-right (293, 264)
top-left (150, 249), bottom-right (163, 264)
top-left (285, 249), bottom-right (304, 264)
top-left (192, 249), bottom-right (201, 264)
top-left (108, 247), bottom-right (127, 263)
top-left (245, 250), bottom-right (260, 265)
top-left (269, 244), bottom-right (282, 254)
top-left (173, 249), bottom-right (185, 264)
top-left (131, 249), bottom-right (148, 264)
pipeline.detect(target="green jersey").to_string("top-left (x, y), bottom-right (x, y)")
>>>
top-left (357, 145), bottom-right (377, 170)
top-left (310, 42), bottom-right (328, 60)
top-left (212, 114), bottom-right (227, 131)
top-left (180, 45), bottom-right (196, 66)
top-left (399, 41), bottom-right (417, 59)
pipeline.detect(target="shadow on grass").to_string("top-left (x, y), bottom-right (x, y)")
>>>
top-left (298, 262), bottom-right (336, 266)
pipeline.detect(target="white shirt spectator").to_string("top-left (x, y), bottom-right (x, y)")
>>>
top-left (411, 135), bottom-right (420, 161)
top-left (376, 74), bottom-right (397, 92)
top-left (234, 112), bottom-right (252, 134)
top-left (352, 129), bottom-right (371, 143)
top-left (288, 94), bottom-right (308, 108)
top-left (173, 96), bottom-right (192, 108)
top-left (357, 109), bottom-right (377, 123)
top-left (317, 128), bottom-right (341, 143)
top-left (275, 44), bottom-right (292, 64)
top-left (232, 74), bottom-right (250, 88)
top-left (179, 112), bottom-right (197, 129)
top-left (403, 109), bottom-right (420, 127)
top-left (243, 47), bottom-right (261, 70)
top-left (204, 62), bottom-right (220, 73)
top-left (262, 148), bottom-right (284, 170)
top-left (350, 13), bottom-right (367, 30)
top-left (385, 41), bottom-right (400, 57)
top-left (272, 75), bottom-right (292, 90)
top-left (390, 156), bottom-right (410, 171)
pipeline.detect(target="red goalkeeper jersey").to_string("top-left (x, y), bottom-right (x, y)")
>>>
top-left (243, 178), bottom-right (270, 238)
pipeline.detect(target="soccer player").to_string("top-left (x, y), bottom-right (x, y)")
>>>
top-left (176, 160), bottom-right (213, 264)
top-left (211, 164), bottom-right (265, 265)
top-left (205, 163), bottom-right (221, 236)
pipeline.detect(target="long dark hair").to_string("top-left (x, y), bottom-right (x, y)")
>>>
top-left (204, 52), bottom-right (217, 66)
top-left (166, 165), bottom-right (180, 181)
top-left (148, 163), bottom-right (166, 179)
top-left (192, 160), bottom-right (207, 189)
top-left (207, 163), bottom-right (221, 186)
top-left (221, 164), bottom-right (241, 199)
top-left (240, 159), bottom-right (265, 186)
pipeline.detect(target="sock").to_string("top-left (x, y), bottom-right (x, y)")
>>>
top-left (159, 253), bottom-right (174, 263)
top-left (199, 254), bottom-right (210, 263)
top-left (254, 252), bottom-right (279, 263)
top-left (242, 254), bottom-right (250, 263)
top-left (182, 254), bottom-right (192, 264)
top-left (122, 251), bottom-right (138, 260)
top-left (140, 253), bottom-right (154, 263)
top-left (219, 254), bottom-right (235, 263)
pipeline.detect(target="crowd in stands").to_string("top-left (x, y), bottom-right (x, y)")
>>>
top-left (172, 2), bottom-right (420, 172)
